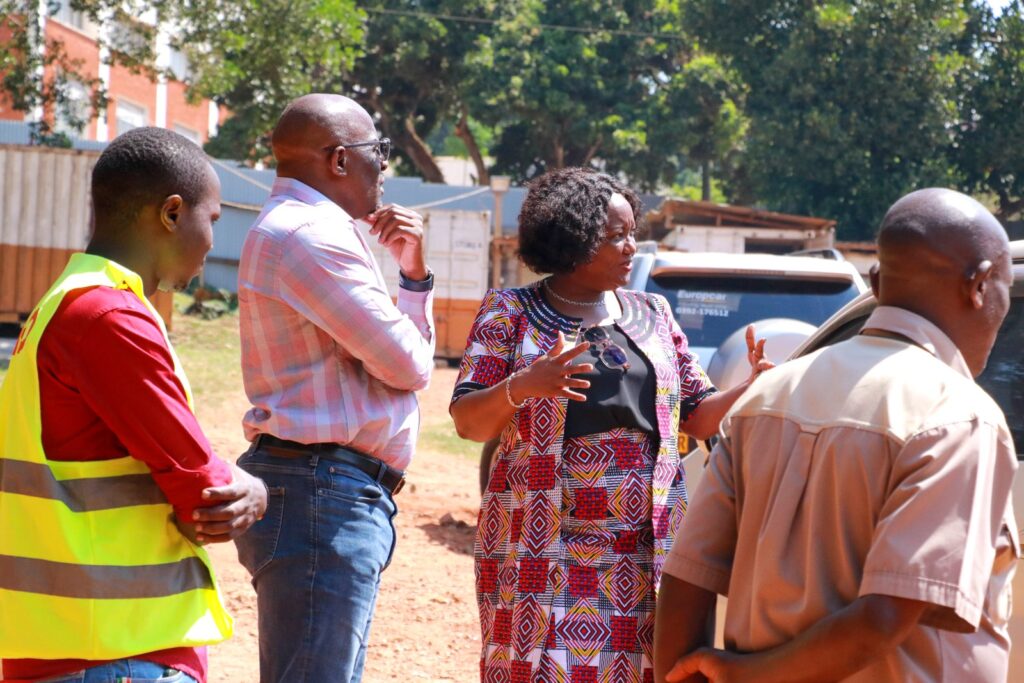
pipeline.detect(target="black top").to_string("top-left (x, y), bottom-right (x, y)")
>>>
top-left (565, 323), bottom-right (657, 439)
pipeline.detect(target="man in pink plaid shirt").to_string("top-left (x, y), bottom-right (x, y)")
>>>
top-left (233, 94), bottom-right (435, 683)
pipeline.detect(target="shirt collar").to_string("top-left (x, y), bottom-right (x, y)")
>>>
top-left (862, 305), bottom-right (972, 378)
top-left (271, 177), bottom-right (352, 219)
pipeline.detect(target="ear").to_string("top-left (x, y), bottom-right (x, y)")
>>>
top-left (964, 260), bottom-right (994, 310)
top-left (328, 146), bottom-right (347, 177)
top-left (160, 195), bottom-right (185, 233)
top-left (869, 262), bottom-right (880, 298)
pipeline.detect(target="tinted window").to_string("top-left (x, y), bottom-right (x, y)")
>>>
top-left (977, 287), bottom-right (1024, 455)
top-left (645, 274), bottom-right (861, 348)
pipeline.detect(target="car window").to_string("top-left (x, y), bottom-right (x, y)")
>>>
top-left (645, 274), bottom-right (861, 348)
top-left (977, 287), bottom-right (1024, 456)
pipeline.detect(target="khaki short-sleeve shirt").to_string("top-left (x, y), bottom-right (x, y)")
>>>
top-left (665, 306), bottom-right (1019, 682)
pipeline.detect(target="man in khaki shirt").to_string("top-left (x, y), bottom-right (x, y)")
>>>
top-left (654, 188), bottom-right (1019, 683)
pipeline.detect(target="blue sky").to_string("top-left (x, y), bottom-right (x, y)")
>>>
top-left (987, 0), bottom-right (1014, 12)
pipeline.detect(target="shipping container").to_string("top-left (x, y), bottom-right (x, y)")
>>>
top-left (0, 144), bottom-right (173, 327)
top-left (365, 209), bottom-right (492, 359)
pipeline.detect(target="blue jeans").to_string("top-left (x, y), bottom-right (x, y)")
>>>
top-left (37, 659), bottom-right (197, 682)
top-left (234, 444), bottom-right (398, 683)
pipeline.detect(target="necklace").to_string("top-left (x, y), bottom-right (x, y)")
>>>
top-left (544, 279), bottom-right (606, 307)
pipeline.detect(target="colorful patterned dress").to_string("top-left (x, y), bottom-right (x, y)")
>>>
top-left (452, 284), bottom-right (716, 683)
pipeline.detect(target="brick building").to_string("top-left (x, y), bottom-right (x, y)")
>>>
top-left (0, 2), bottom-right (221, 144)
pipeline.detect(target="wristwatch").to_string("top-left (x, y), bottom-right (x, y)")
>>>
top-left (399, 268), bottom-right (434, 292)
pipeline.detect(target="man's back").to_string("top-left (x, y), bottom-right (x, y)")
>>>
top-left (667, 307), bottom-right (1018, 681)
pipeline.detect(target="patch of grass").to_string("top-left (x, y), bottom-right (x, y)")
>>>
top-left (419, 419), bottom-right (480, 462)
top-left (168, 303), bottom-right (243, 404)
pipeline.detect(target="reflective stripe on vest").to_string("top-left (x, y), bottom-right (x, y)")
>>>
top-left (0, 459), bottom-right (166, 511)
top-left (0, 253), bottom-right (233, 660)
top-left (0, 555), bottom-right (210, 599)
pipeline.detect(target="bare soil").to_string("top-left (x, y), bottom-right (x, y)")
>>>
top-left (197, 367), bottom-right (481, 683)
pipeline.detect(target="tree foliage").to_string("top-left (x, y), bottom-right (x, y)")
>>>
top-left (634, 51), bottom-right (749, 197)
top-left (172, 0), bottom-right (365, 161)
top-left (470, 1), bottom-right (689, 185)
top-left (955, 0), bottom-right (1024, 220)
top-left (685, 0), bottom-right (974, 238)
top-left (4, 0), bottom-right (1019, 232)
top-left (0, 0), bottom-right (158, 144)
top-left (334, 2), bottom-right (496, 183)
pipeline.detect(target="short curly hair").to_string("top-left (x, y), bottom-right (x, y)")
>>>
top-left (92, 126), bottom-right (211, 233)
top-left (517, 167), bottom-right (643, 275)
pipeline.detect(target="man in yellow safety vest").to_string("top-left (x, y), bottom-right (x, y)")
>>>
top-left (0, 127), bottom-right (267, 683)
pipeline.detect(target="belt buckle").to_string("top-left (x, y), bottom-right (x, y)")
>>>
top-left (392, 475), bottom-right (406, 496)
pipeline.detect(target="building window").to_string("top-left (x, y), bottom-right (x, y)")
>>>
top-left (109, 16), bottom-right (152, 58)
top-left (116, 101), bottom-right (147, 135)
top-left (54, 79), bottom-right (90, 138)
top-left (169, 47), bottom-right (192, 82)
top-left (52, 2), bottom-right (87, 30)
top-left (173, 124), bottom-right (201, 144)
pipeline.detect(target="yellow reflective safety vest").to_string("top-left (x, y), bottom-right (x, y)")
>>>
top-left (0, 253), bottom-right (233, 659)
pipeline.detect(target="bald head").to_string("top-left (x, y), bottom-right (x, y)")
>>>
top-left (270, 93), bottom-right (386, 218)
top-left (872, 188), bottom-right (1011, 375)
top-left (878, 188), bottom-right (1008, 277)
top-left (272, 94), bottom-right (374, 166)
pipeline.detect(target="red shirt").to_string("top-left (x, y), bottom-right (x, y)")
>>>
top-left (3, 286), bottom-right (233, 683)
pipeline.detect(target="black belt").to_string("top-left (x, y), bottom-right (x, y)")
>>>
top-left (254, 434), bottom-right (406, 495)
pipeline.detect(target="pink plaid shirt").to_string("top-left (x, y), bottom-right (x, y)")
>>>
top-left (238, 178), bottom-right (435, 470)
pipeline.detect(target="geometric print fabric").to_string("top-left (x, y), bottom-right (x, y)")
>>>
top-left (458, 285), bottom-right (715, 682)
top-left (479, 429), bottom-right (658, 681)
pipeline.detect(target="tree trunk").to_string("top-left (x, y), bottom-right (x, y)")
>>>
top-left (454, 106), bottom-right (489, 186)
top-left (702, 159), bottom-right (712, 202)
top-left (360, 93), bottom-right (445, 183)
top-left (581, 136), bottom-right (602, 167)
top-left (391, 115), bottom-right (446, 184)
top-left (552, 138), bottom-right (565, 170)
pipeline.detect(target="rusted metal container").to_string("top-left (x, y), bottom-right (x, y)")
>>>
top-left (0, 144), bottom-right (173, 327)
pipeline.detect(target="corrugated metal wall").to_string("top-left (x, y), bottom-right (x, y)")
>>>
top-left (0, 146), bottom-right (96, 322)
top-left (0, 144), bottom-right (172, 325)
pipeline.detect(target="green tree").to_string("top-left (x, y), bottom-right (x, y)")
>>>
top-left (335, 2), bottom-right (496, 183)
top-left (955, 0), bottom-right (1024, 220)
top-left (470, 0), bottom-right (692, 185)
top-left (173, 0), bottom-right (365, 161)
top-left (639, 52), bottom-right (749, 198)
top-left (0, 0), bottom-right (159, 145)
top-left (686, 0), bottom-right (973, 239)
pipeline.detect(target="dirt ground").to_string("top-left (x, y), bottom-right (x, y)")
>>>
top-left (197, 367), bottom-right (481, 683)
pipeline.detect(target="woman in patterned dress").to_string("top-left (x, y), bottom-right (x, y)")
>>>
top-left (450, 168), bottom-right (772, 683)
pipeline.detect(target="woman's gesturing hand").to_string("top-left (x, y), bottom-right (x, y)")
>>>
top-left (509, 331), bottom-right (595, 403)
top-left (745, 324), bottom-right (775, 382)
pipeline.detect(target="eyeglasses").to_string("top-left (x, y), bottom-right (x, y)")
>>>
top-left (581, 325), bottom-right (630, 372)
top-left (323, 137), bottom-right (391, 162)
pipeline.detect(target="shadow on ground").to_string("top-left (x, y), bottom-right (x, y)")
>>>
top-left (420, 513), bottom-right (476, 556)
